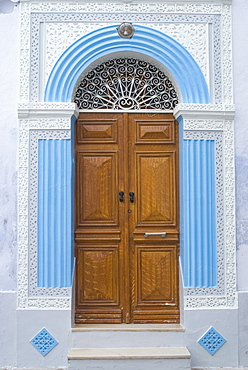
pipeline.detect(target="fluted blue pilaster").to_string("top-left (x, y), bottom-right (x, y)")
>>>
top-left (179, 125), bottom-right (217, 287)
top-left (37, 138), bottom-right (73, 288)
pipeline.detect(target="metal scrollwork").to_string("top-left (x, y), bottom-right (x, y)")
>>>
top-left (74, 58), bottom-right (179, 110)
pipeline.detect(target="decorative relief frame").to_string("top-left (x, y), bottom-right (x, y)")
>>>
top-left (174, 106), bottom-right (236, 308)
top-left (18, 103), bottom-right (77, 309)
top-left (30, 13), bottom-right (221, 103)
top-left (18, 2), bottom-right (236, 309)
top-left (19, 1), bottom-right (233, 106)
top-left (45, 22), bottom-right (208, 90)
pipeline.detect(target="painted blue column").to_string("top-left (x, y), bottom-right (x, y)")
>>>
top-left (37, 138), bottom-right (73, 288)
top-left (178, 118), bottom-right (217, 287)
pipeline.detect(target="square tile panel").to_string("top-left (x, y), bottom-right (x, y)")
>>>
top-left (30, 328), bottom-right (58, 356)
top-left (198, 326), bottom-right (226, 355)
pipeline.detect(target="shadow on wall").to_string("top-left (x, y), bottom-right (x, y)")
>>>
top-left (0, 0), bottom-right (19, 14)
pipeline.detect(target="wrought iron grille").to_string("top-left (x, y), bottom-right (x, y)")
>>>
top-left (73, 58), bottom-right (179, 110)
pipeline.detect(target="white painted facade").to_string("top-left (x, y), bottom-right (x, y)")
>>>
top-left (1, 0), bottom-right (248, 368)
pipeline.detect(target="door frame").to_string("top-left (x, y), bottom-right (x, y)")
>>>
top-left (74, 110), bottom-right (180, 324)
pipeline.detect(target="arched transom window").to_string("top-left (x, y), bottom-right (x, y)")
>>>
top-left (73, 58), bottom-right (179, 110)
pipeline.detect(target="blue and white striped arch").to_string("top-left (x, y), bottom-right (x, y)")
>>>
top-left (39, 25), bottom-right (216, 289)
top-left (44, 25), bottom-right (210, 104)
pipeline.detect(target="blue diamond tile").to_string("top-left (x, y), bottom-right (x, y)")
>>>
top-left (198, 326), bottom-right (226, 355)
top-left (30, 328), bottom-right (58, 356)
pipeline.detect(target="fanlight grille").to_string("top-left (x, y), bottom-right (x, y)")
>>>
top-left (74, 58), bottom-right (179, 110)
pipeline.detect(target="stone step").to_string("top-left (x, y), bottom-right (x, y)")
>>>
top-left (70, 323), bottom-right (186, 348)
top-left (68, 347), bottom-right (191, 370)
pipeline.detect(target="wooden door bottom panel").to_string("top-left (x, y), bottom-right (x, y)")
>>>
top-left (75, 309), bottom-right (123, 324)
top-left (132, 310), bottom-right (180, 324)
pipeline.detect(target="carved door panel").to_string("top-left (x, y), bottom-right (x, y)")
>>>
top-left (128, 113), bottom-right (180, 323)
top-left (75, 112), bottom-right (179, 324)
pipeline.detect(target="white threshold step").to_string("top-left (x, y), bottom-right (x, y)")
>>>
top-left (72, 323), bottom-right (184, 332)
top-left (68, 346), bottom-right (191, 360)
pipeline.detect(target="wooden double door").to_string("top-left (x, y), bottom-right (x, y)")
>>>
top-left (75, 112), bottom-right (179, 324)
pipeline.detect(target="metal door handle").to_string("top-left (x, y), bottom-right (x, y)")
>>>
top-left (129, 192), bottom-right (134, 203)
top-left (144, 232), bottom-right (166, 238)
top-left (119, 191), bottom-right (124, 202)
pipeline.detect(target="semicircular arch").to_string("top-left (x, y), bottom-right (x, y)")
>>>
top-left (44, 24), bottom-right (210, 104)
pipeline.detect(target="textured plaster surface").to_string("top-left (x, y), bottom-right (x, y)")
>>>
top-left (0, 292), bottom-right (17, 367)
top-left (233, 0), bottom-right (248, 291)
top-left (238, 292), bottom-right (248, 366)
top-left (0, 0), bottom-right (18, 14)
top-left (0, 6), bottom-right (20, 291)
top-left (184, 309), bottom-right (239, 368)
top-left (16, 310), bottom-right (71, 368)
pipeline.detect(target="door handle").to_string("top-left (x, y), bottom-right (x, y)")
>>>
top-left (129, 192), bottom-right (134, 203)
top-left (144, 232), bottom-right (166, 238)
top-left (119, 191), bottom-right (124, 202)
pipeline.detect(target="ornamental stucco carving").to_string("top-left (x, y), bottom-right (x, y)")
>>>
top-left (18, 0), bottom-right (236, 310)
top-left (18, 104), bottom-right (76, 309)
top-left (182, 117), bottom-right (237, 308)
top-left (20, 2), bottom-right (232, 105)
top-left (30, 12), bottom-right (220, 103)
top-left (30, 2), bottom-right (222, 14)
top-left (45, 22), bottom-right (208, 89)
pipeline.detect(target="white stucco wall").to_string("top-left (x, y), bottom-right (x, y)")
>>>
top-left (232, 0), bottom-right (248, 365)
top-left (0, 5), bottom-right (20, 291)
top-left (1, 1), bottom-right (248, 368)
top-left (233, 0), bottom-right (248, 292)
top-left (0, 5), bottom-right (20, 366)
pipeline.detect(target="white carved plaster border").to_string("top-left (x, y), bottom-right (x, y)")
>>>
top-left (44, 22), bottom-right (209, 90)
top-left (29, 2), bottom-right (223, 14)
top-left (30, 12), bottom-right (221, 103)
top-left (20, 2), bottom-right (31, 103)
top-left (20, 3), bottom-right (233, 105)
top-left (18, 103), bottom-right (77, 309)
top-left (174, 105), bottom-right (237, 308)
top-left (222, 5), bottom-right (233, 105)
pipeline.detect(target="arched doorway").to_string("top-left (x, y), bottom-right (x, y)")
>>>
top-left (41, 24), bottom-right (219, 315)
top-left (73, 57), bottom-right (180, 323)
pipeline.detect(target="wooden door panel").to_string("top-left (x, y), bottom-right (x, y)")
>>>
top-left (138, 247), bottom-right (175, 302)
top-left (137, 152), bottom-right (177, 225)
top-left (76, 151), bottom-right (118, 225)
top-left (131, 243), bottom-right (179, 323)
top-left (136, 119), bottom-right (175, 143)
top-left (77, 245), bottom-right (119, 303)
top-left (132, 244), bottom-right (178, 302)
top-left (77, 118), bottom-right (118, 143)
